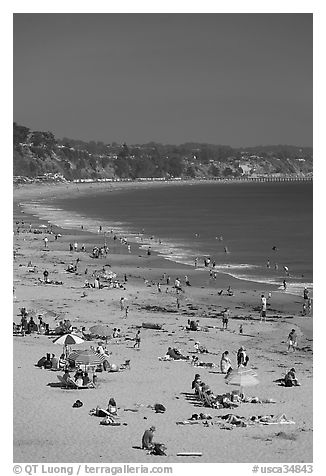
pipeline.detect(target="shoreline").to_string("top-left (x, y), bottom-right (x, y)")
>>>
top-left (13, 180), bottom-right (312, 297)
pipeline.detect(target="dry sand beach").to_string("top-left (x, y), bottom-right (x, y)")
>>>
top-left (13, 182), bottom-right (313, 464)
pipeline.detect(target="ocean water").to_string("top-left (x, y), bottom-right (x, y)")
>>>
top-left (20, 181), bottom-right (313, 295)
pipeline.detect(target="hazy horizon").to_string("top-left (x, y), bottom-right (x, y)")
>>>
top-left (13, 13), bottom-right (312, 148)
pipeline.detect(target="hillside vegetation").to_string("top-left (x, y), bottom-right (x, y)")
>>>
top-left (13, 123), bottom-right (313, 183)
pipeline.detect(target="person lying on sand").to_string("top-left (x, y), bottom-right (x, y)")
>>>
top-left (194, 342), bottom-right (208, 353)
top-left (166, 347), bottom-right (189, 360)
top-left (218, 413), bottom-right (292, 427)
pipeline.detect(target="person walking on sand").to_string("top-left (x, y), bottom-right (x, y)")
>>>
top-left (283, 279), bottom-right (287, 290)
top-left (157, 283), bottom-right (162, 293)
top-left (260, 294), bottom-right (267, 322)
top-left (43, 236), bottom-right (48, 248)
top-left (74, 241), bottom-right (78, 252)
top-left (185, 275), bottom-right (191, 286)
top-left (303, 287), bottom-right (309, 302)
top-left (134, 330), bottom-right (141, 349)
top-left (287, 329), bottom-right (298, 352)
top-left (120, 297), bottom-right (125, 311)
top-left (125, 306), bottom-right (129, 319)
top-left (176, 297), bottom-right (180, 310)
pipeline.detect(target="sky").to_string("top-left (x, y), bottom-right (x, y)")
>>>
top-left (13, 13), bottom-right (312, 147)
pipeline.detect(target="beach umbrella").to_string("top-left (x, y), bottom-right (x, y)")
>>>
top-left (53, 333), bottom-right (84, 357)
top-left (225, 369), bottom-right (259, 393)
top-left (52, 334), bottom-right (85, 346)
top-left (68, 349), bottom-right (108, 369)
top-left (89, 325), bottom-right (111, 338)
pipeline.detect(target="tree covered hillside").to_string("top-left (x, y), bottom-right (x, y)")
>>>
top-left (13, 123), bottom-right (313, 182)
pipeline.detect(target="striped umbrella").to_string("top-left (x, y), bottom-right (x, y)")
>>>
top-left (52, 334), bottom-right (85, 346)
top-left (68, 349), bottom-right (107, 367)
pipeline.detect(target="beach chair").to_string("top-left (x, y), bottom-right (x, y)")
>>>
top-left (120, 359), bottom-right (131, 370)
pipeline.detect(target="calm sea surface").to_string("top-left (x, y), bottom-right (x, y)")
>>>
top-left (22, 181), bottom-right (313, 294)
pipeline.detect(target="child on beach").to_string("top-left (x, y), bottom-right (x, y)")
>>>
top-left (134, 330), bottom-right (141, 349)
top-left (260, 294), bottom-right (267, 322)
top-left (287, 329), bottom-right (298, 352)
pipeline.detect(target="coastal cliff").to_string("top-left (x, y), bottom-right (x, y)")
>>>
top-left (13, 122), bottom-right (313, 183)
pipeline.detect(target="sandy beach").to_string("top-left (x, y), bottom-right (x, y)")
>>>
top-left (13, 182), bottom-right (313, 464)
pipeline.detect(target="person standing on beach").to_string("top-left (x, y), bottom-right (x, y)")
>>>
top-left (175, 278), bottom-right (182, 293)
top-left (287, 329), bottom-right (298, 352)
top-left (120, 297), bottom-right (125, 311)
top-left (157, 283), bottom-right (162, 293)
top-left (43, 269), bottom-right (49, 283)
top-left (307, 298), bottom-right (312, 315)
top-left (194, 257), bottom-right (198, 268)
top-left (303, 287), bottom-right (309, 302)
top-left (176, 297), bottom-right (180, 310)
top-left (125, 306), bottom-right (129, 319)
top-left (134, 330), bottom-right (141, 349)
top-left (185, 276), bottom-right (191, 286)
top-left (74, 241), bottom-right (78, 252)
top-left (283, 279), bottom-right (287, 290)
top-left (260, 294), bottom-right (267, 322)
top-left (222, 308), bottom-right (230, 330)
top-left (166, 275), bottom-right (170, 285)
top-left (43, 236), bottom-right (48, 248)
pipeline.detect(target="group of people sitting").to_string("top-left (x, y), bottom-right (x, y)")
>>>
top-left (69, 368), bottom-right (97, 388)
top-left (17, 310), bottom-right (51, 335)
top-left (36, 353), bottom-right (66, 370)
top-left (54, 319), bottom-right (73, 335)
top-left (191, 373), bottom-right (274, 409)
top-left (186, 319), bottom-right (200, 331)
